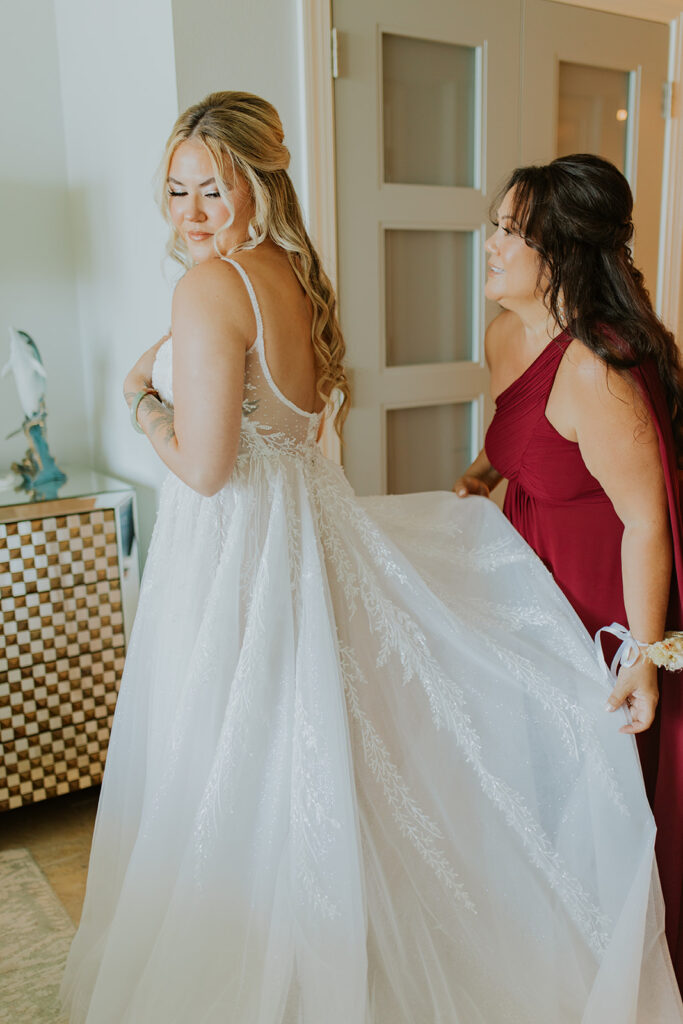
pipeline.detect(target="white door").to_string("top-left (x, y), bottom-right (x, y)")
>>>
top-left (522, 0), bottom-right (669, 296)
top-left (332, 0), bottom-right (670, 496)
top-left (332, 0), bottom-right (522, 496)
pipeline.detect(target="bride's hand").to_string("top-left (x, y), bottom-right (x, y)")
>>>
top-left (606, 658), bottom-right (659, 734)
top-left (453, 475), bottom-right (490, 498)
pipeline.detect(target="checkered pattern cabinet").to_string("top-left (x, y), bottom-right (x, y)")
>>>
top-left (0, 473), bottom-right (139, 811)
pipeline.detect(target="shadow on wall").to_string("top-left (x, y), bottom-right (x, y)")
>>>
top-left (0, 179), bottom-right (89, 474)
top-left (130, 480), bottom-right (162, 563)
top-left (0, 180), bottom-right (80, 282)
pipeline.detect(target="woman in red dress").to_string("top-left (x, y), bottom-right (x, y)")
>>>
top-left (455, 154), bottom-right (683, 987)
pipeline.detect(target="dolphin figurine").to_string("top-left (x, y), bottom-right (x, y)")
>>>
top-left (2, 327), bottom-right (66, 498)
top-left (2, 327), bottom-right (47, 421)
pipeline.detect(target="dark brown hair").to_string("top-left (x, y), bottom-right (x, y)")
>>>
top-left (495, 153), bottom-right (683, 454)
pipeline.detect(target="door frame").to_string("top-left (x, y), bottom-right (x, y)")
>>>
top-left (299, 0), bottom-right (341, 462)
top-left (300, 0), bottom-right (683, 383)
top-left (659, 13), bottom-right (683, 335)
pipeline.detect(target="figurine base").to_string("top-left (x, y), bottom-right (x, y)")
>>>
top-left (9, 411), bottom-right (68, 502)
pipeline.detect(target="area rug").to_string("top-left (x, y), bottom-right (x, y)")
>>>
top-left (0, 848), bottom-right (74, 1023)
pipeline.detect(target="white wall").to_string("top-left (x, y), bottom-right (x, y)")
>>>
top-left (0, 0), bottom-right (87, 475)
top-left (171, 0), bottom-right (308, 208)
top-left (54, 0), bottom-right (180, 551)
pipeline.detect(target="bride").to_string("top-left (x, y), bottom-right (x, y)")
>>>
top-left (60, 91), bottom-right (683, 1022)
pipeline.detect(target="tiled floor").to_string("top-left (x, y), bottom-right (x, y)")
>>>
top-left (0, 787), bottom-right (99, 925)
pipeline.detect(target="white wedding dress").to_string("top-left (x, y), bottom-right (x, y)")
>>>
top-left (61, 260), bottom-right (682, 1023)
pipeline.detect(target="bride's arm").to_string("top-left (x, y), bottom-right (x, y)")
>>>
top-left (124, 259), bottom-right (253, 496)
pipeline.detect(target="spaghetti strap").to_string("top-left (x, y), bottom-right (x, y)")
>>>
top-left (222, 257), bottom-right (264, 352)
top-left (222, 256), bottom-right (318, 420)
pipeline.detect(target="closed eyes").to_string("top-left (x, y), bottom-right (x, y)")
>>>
top-left (167, 190), bottom-right (221, 199)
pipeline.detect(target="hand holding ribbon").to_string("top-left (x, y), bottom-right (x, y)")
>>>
top-left (595, 623), bottom-right (659, 734)
top-left (594, 622), bottom-right (647, 681)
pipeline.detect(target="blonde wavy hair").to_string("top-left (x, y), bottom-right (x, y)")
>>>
top-left (157, 91), bottom-right (350, 436)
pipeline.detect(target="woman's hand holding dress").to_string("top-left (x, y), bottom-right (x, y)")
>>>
top-left (453, 449), bottom-right (502, 498)
top-left (552, 341), bottom-right (673, 731)
top-left (607, 658), bottom-right (659, 733)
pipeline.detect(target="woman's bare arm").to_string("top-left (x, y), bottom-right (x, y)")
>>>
top-left (453, 313), bottom-right (512, 497)
top-left (124, 259), bottom-right (253, 496)
top-left (563, 347), bottom-right (671, 733)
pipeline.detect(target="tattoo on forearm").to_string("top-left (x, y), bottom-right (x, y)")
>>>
top-left (140, 395), bottom-right (176, 444)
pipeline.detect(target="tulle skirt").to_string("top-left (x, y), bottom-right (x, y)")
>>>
top-left (61, 449), bottom-right (683, 1022)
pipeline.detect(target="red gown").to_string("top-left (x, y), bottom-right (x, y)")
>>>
top-left (485, 331), bottom-right (683, 988)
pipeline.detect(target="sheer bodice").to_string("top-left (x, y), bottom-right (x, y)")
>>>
top-left (152, 258), bottom-right (322, 457)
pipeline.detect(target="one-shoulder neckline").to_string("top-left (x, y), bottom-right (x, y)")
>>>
top-left (494, 329), bottom-right (571, 406)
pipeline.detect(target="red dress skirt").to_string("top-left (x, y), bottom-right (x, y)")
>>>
top-left (485, 332), bottom-right (683, 987)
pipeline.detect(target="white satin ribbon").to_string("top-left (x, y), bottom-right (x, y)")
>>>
top-left (594, 622), bottom-right (645, 681)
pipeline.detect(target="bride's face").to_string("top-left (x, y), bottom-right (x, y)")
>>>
top-left (484, 188), bottom-right (546, 309)
top-left (167, 139), bottom-right (249, 262)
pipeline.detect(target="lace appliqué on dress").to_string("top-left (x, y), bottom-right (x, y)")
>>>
top-left (291, 691), bottom-right (343, 920)
top-left (311, 466), bottom-right (614, 955)
top-left (340, 643), bottom-right (474, 908)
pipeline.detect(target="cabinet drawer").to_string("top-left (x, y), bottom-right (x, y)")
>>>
top-left (0, 712), bottom-right (118, 810)
top-left (0, 476), bottom-right (140, 811)
top-left (1, 646), bottom-right (125, 742)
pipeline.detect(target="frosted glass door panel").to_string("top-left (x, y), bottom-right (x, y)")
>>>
top-left (557, 62), bottom-right (631, 173)
top-left (387, 402), bottom-right (473, 494)
top-left (334, 0), bottom-right (522, 495)
top-left (382, 33), bottom-right (477, 187)
top-left (385, 229), bottom-right (475, 366)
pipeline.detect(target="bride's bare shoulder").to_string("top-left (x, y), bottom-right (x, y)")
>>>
top-left (174, 254), bottom-right (253, 319)
top-left (172, 257), bottom-right (256, 343)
